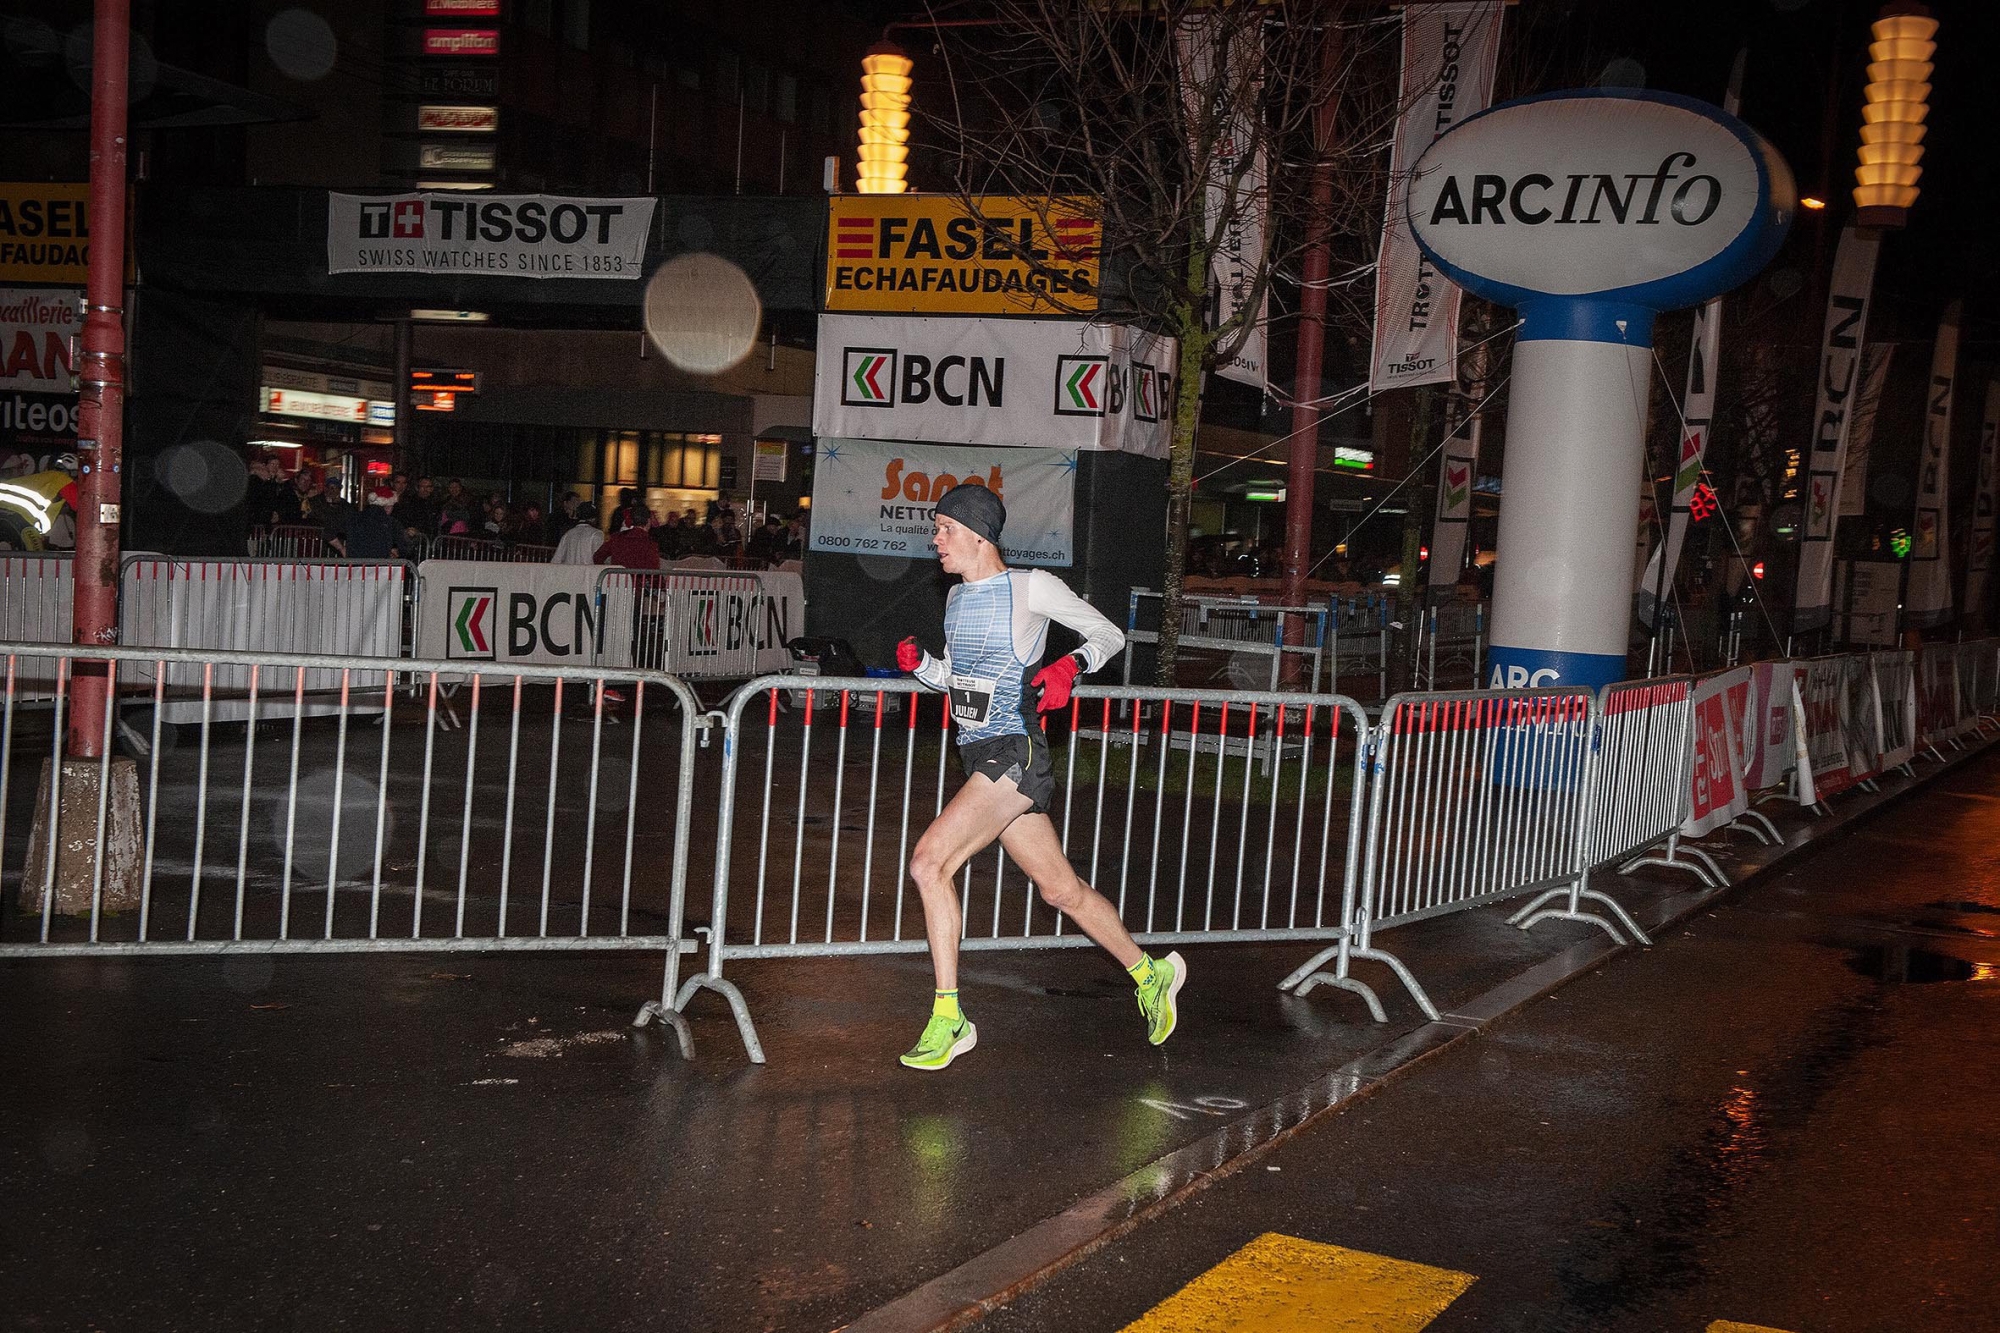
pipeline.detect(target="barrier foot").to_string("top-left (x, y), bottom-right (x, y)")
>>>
top-left (675, 973), bottom-right (767, 1065)
top-left (1620, 848), bottom-right (1720, 891)
top-left (1277, 942), bottom-right (1343, 993)
top-left (1294, 946), bottom-right (1438, 1023)
top-left (1727, 809), bottom-right (1782, 845)
top-left (1506, 887), bottom-right (1570, 929)
top-left (631, 999), bottom-right (695, 1060)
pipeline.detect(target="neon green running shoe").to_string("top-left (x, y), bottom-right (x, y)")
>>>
top-left (899, 1012), bottom-right (977, 1071)
top-left (1137, 950), bottom-right (1187, 1046)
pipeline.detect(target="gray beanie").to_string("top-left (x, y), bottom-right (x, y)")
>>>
top-left (933, 482), bottom-right (1005, 547)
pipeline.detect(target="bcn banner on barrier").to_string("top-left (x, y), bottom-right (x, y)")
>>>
top-left (416, 560), bottom-right (801, 674)
top-left (823, 196), bottom-right (1101, 316)
top-left (1969, 381), bottom-right (2000, 621)
top-left (327, 193), bottom-right (656, 280)
top-left (1368, 2), bottom-right (1506, 393)
top-left (808, 438), bottom-right (1075, 567)
top-left (811, 314), bottom-right (1175, 458)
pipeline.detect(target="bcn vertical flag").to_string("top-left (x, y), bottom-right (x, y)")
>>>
top-left (1965, 381), bottom-right (2000, 623)
top-left (1906, 299), bottom-right (1962, 630)
top-left (1792, 224), bottom-right (1881, 633)
top-left (1367, 2), bottom-right (1506, 393)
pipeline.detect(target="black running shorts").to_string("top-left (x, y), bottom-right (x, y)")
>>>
top-left (958, 731), bottom-right (1056, 814)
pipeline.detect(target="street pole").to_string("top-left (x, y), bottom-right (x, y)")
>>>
top-left (1280, 12), bottom-right (1343, 660)
top-left (68, 0), bottom-right (132, 759)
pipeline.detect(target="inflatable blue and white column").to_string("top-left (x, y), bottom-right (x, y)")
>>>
top-left (1408, 90), bottom-right (1794, 692)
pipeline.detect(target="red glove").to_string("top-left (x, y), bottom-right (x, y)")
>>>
top-left (1031, 654), bottom-right (1083, 713)
top-left (895, 636), bottom-right (924, 673)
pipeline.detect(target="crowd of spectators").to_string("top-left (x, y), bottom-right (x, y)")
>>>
top-left (247, 457), bottom-right (808, 567)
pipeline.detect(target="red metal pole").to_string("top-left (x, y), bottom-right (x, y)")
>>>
top-left (1281, 15), bottom-right (1342, 632)
top-left (68, 0), bottom-right (131, 758)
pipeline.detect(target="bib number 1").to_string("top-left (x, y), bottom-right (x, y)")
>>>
top-left (949, 673), bottom-right (995, 725)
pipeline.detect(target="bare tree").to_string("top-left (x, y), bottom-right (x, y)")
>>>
top-left (918, 1), bottom-right (1403, 683)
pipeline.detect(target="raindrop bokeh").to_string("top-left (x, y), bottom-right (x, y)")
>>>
top-left (265, 9), bottom-right (338, 82)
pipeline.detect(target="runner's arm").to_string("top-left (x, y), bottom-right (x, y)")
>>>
top-left (910, 646), bottom-right (953, 690)
top-left (1024, 571), bottom-right (1124, 672)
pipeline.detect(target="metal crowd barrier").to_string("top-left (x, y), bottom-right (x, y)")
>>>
top-left (247, 524), bottom-right (330, 558)
top-left (0, 641), bottom-right (707, 1055)
top-left (1328, 594), bottom-right (1392, 699)
top-left (646, 676), bottom-right (1373, 1062)
top-left (593, 568), bottom-right (768, 679)
top-left (1281, 686), bottom-right (1596, 1020)
top-left (1122, 590), bottom-right (1328, 694)
top-left (1412, 601), bottom-right (1486, 691)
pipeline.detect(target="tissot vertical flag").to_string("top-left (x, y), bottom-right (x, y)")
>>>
top-left (1906, 299), bottom-right (1962, 630)
top-left (1635, 293), bottom-right (1726, 628)
top-left (1793, 225), bottom-right (1882, 632)
top-left (1176, 16), bottom-right (1268, 389)
top-left (1966, 381), bottom-right (2000, 623)
top-left (1368, 2), bottom-right (1506, 393)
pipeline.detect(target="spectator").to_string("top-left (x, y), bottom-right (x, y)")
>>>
top-left (246, 455), bottom-right (288, 527)
top-left (651, 514), bottom-right (683, 561)
top-left (514, 501), bottom-right (548, 547)
top-left (394, 476), bottom-right (439, 541)
top-left (784, 512), bottom-right (808, 559)
top-left (345, 486), bottom-right (400, 558)
top-left (485, 501), bottom-right (509, 538)
top-left (593, 508), bottom-right (661, 570)
top-left (548, 492), bottom-right (581, 542)
top-left (439, 479), bottom-right (472, 532)
top-left (554, 501), bottom-right (604, 564)
top-left (707, 510), bottom-right (739, 556)
top-left (746, 512), bottom-right (786, 564)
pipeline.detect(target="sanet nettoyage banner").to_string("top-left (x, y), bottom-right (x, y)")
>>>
top-left (808, 438), bottom-right (1076, 568)
top-left (1367, 2), bottom-right (1505, 393)
top-left (1793, 224), bottom-right (1881, 632)
top-left (824, 196), bottom-right (1100, 316)
top-left (327, 193), bottom-right (655, 279)
top-left (811, 314), bottom-right (1175, 458)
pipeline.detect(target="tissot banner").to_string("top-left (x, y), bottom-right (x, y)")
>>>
top-left (1966, 381), bottom-right (2000, 622)
top-left (1906, 300), bottom-right (1962, 629)
top-left (327, 193), bottom-right (655, 279)
top-left (807, 437), bottom-right (1075, 567)
top-left (811, 314), bottom-right (1176, 458)
top-left (1635, 293), bottom-right (1725, 627)
top-left (1793, 225), bottom-right (1881, 632)
top-left (1176, 14), bottom-right (1268, 389)
top-left (1836, 344), bottom-right (1892, 518)
top-left (1367, 2), bottom-right (1506, 393)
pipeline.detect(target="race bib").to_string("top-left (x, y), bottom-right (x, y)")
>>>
top-left (948, 673), bottom-right (995, 725)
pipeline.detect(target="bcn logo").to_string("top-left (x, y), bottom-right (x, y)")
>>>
top-left (1490, 664), bottom-right (1561, 689)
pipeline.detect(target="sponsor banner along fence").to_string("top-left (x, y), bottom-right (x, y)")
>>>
top-left (327, 193), bottom-right (656, 280)
top-left (1685, 666), bottom-right (1752, 837)
top-left (415, 559), bottom-right (801, 675)
top-left (811, 313), bottom-right (1175, 458)
top-left (822, 195), bottom-right (1101, 316)
top-left (0, 182), bottom-right (92, 285)
top-left (807, 438), bottom-right (1075, 567)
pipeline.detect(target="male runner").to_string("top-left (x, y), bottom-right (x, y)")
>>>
top-left (894, 482), bottom-right (1186, 1071)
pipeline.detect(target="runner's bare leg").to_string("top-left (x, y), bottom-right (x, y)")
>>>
top-left (997, 809), bottom-right (1143, 969)
top-left (908, 774), bottom-right (1033, 991)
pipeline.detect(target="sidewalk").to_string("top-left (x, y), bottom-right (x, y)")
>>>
top-left (3, 741), bottom-right (1990, 1333)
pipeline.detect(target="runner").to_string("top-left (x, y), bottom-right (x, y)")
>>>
top-left (894, 482), bottom-right (1186, 1071)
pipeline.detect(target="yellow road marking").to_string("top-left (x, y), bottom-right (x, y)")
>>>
top-left (1707, 1324), bottom-right (1797, 1333)
top-left (1119, 1233), bottom-right (1476, 1333)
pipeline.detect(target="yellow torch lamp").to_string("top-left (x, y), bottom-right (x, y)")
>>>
top-left (1853, 2), bottom-right (1936, 228)
top-left (858, 41), bottom-right (914, 195)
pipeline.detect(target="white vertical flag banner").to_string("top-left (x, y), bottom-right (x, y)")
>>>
top-left (1965, 381), bottom-right (2000, 623)
top-left (1907, 299), bottom-right (1962, 629)
top-left (1429, 338), bottom-right (1487, 597)
top-left (1635, 294), bottom-right (1726, 628)
top-left (1367, 2), bottom-right (1506, 393)
top-left (1793, 224), bottom-right (1882, 632)
top-left (1835, 344), bottom-right (1892, 518)
top-left (1177, 16), bottom-right (1268, 389)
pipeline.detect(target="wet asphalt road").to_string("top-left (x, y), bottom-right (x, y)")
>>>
top-left (978, 750), bottom-right (2000, 1333)
top-left (3, 743), bottom-right (1994, 1333)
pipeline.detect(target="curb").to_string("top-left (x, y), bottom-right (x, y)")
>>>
top-left (837, 734), bottom-right (2000, 1333)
